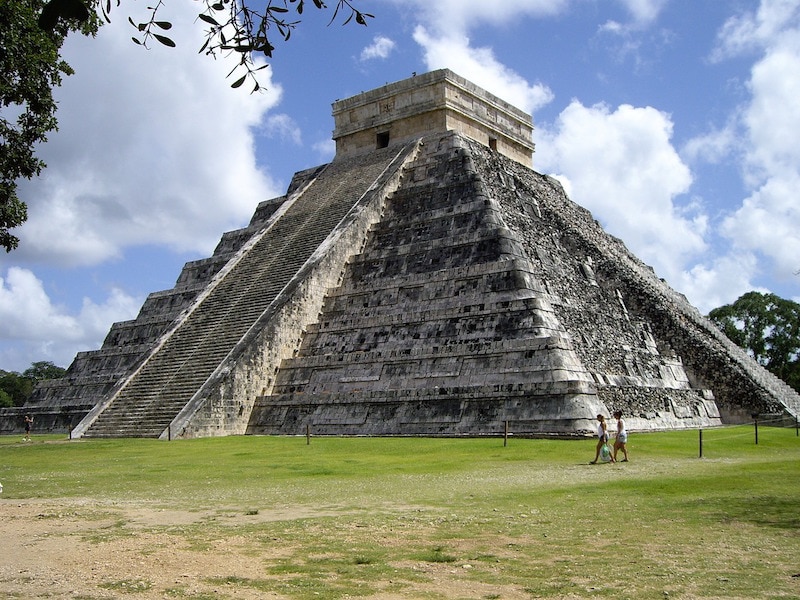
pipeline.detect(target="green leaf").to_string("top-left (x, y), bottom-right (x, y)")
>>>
top-left (198, 13), bottom-right (220, 26)
top-left (131, 36), bottom-right (142, 45)
top-left (154, 34), bottom-right (176, 47)
top-left (231, 74), bottom-right (247, 88)
top-left (154, 21), bottom-right (172, 30)
top-left (268, 6), bottom-right (289, 13)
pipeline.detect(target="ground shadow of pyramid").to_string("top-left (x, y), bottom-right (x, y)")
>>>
top-left (11, 70), bottom-right (799, 438)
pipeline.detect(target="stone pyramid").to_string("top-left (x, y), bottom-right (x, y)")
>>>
top-left (14, 70), bottom-right (800, 438)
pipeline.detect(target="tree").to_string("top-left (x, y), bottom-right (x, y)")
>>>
top-left (128, 0), bottom-right (373, 93)
top-left (1, 0), bottom-right (99, 252)
top-left (24, 360), bottom-right (67, 381)
top-left (708, 291), bottom-right (800, 392)
top-left (1, 1), bottom-right (372, 252)
top-left (0, 389), bottom-right (12, 409)
top-left (0, 370), bottom-right (35, 407)
top-left (0, 361), bottom-right (66, 407)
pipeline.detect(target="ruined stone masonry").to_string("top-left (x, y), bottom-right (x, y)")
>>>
top-left (5, 70), bottom-right (799, 437)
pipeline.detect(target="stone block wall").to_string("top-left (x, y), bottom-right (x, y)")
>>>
top-left (332, 70), bottom-right (534, 167)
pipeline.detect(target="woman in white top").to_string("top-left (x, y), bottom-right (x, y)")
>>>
top-left (613, 410), bottom-right (629, 462)
top-left (590, 414), bottom-right (613, 464)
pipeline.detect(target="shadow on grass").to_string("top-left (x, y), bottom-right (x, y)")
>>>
top-left (707, 495), bottom-right (800, 530)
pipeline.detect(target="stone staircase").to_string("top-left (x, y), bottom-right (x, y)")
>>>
top-left (80, 146), bottom-right (406, 437)
top-left (248, 137), bottom-right (604, 435)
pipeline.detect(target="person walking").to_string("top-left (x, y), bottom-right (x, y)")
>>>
top-left (590, 414), bottom-right (613, 464)
top-left (613, 410), bottom-right (629, 462)
top-left (23, 415), bottom-right (33, 442)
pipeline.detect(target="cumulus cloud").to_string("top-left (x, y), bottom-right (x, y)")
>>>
top-left (360, 35), bottom-right (396, 61)
top-left (262, 114), bottom-right (303, 145)
top-left (673, 253), bottom-right (763, 315)
top-left (711, 0), bottom-right (800, 61)
top-left (722, 174), bottom-right (800, 277)
top-left (11, 4), bottom-right (283, 268)
top-left (390, 0), bottom-right (564, 114)
top-left (396, 0), bottom-right (568, 33)
top-left (682, 124), bottom-right (739, 165)
top-left (412, 27), bottom-right (554, 114)
top-left (613, 0), bottom-right (669, 28)
top-left (743, 37), bottom-right (800, 179)
top-left (535, 101), bottom-right (704, 284)
top-left (709, 1), bottom-right (800, 283)
top-left (0, 268), bottom-right (140, 370)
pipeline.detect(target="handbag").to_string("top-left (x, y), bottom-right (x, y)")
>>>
top-left (600, 442), bottom-right (612, 463)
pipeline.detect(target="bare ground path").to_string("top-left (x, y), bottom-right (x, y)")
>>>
top-left (1, 497), bottom-right (537, 599)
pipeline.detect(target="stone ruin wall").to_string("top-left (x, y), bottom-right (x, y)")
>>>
top-left (467, 138), bottom-right (799, 426)
top-left (332, 69), bottom-right (534, 168)
top-left (167, 143), bottom-right (420, 438)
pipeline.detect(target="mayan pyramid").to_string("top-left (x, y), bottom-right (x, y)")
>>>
top-left (11, 69), bottom-right (800, 438)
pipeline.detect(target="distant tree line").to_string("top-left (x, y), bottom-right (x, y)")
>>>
top-left (0, 361), bottom-right (66, 407)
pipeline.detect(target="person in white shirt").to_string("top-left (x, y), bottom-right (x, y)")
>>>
top-left (589, 414), bottom-right (613, 464)
top-left (613, 410), bottom-right (629, 462)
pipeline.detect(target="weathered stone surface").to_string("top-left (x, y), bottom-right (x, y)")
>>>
top-left (248, 132), bottom-right (800, 437)
top-left (5, 70), bottom-right (799, 438)
top-left (333, 69), bottom-right (534, 167)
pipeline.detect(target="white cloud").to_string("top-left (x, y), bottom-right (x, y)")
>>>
top-left (673, 253), bottom-right (763, 315)
top-left (12, 4), bottom-right (283, 268)
top-left (721, 173), bottom-right (800, 277)
top-left (412, 27), bottom-right (554, 115)
top-left (743, 35), bottom-right (800, 179)
top-left (536, 101), bottom-right (703, 285)
top-left (360, 35), bottom-right (396, 61)
top-left (615, 0), bottom-right (668, 27)
top-left (397, 0), bottom-right (569, 33)
top-left (711, 2), bottom-right (800, 283)
top-left (711, 0), bottom-right (800, 61)
top-left (0, 268), bottom-right (140, 370)
top-left (400, 0), bottom-right (561, 115)
top-left (312, 138), bottom-right (336, 161)
top-left (263, 114), bottom-right (303, 145)
top-left (682, 123), bottom-right (739, 165)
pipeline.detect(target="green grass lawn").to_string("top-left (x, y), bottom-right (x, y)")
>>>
top-left (1, 426), bottom-right (799, 599)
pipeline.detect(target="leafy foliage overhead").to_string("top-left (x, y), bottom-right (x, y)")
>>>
top-left (1, 1), bottom-right (371, 253)
top-left (121, 0), bottom-right (373, 92)
top-left (708, 291), bottom-right (800, 393)
top-left (0, 0), bottom-right (98, 252)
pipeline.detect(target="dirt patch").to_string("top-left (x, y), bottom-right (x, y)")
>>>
top-left (0, 498), bottom-right (537, 599)
top-left (1, 499), bottom-right (286, 598)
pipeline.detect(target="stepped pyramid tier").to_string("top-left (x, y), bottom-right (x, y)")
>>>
top-left (6, 70), bottom-right (798, 438)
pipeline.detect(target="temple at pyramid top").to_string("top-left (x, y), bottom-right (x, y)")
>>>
top-left (332, 69), bottom-right (535, 167)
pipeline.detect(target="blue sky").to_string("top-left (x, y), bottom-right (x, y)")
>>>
top-left (1, 0), bottom-right (799, 372)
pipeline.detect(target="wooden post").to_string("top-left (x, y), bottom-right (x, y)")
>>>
top-left (754, 417), bottom-right (758, 445)
top-left (504, 420), bottom-right (509, 447)
top-left (306, 424), bottom-right (311, 445)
